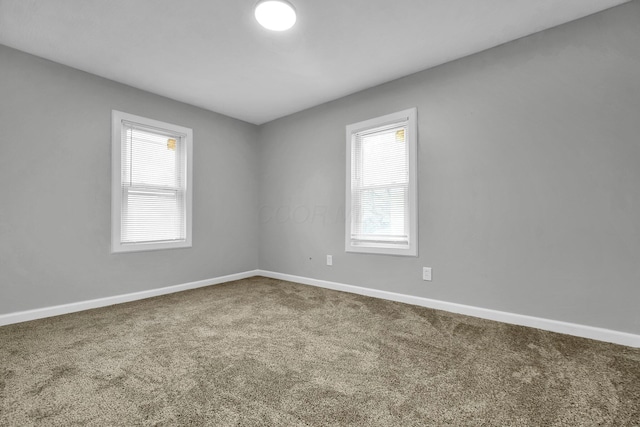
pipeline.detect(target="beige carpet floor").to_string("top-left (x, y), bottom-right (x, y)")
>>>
top-left (1, 276), bottom-right (639, 426)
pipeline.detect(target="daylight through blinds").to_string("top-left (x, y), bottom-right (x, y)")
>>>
top-left (351, 121), bottom-right (409, 247)
top-left (121, 122), bottom-right (186, 244)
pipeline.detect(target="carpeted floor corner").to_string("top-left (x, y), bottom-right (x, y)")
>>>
top-left (1, 276), bottom-right (639, 426)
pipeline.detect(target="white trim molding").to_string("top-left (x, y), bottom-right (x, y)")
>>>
top-left (345, 108), bottom-right (418, 257)
top-left (111, 110), bottom-right (194, 254)
top-left (2, 269), bottom-right (638, 348)
top-left (0, 270), bottom-right (260, 327)
top-left (257, 270), bottom-right (640, 348)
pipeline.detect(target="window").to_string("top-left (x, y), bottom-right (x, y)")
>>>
top-left (345, 108), bottom-right (417, 256)
top-left (111, 110), bottom-right (193, 253)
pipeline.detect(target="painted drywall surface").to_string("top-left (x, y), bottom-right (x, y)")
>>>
top-left (258, 2), bottom-right (640, 334)
top-left (0, 45), bottom-right (259, 314)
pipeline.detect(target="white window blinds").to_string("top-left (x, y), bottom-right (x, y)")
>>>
top-left (121, 123), bottom-right (186, 244)
top-left (346, 108), bottom-right (417, 256)
top-left (112, 111), bottom-right (192, 253)
top-left (351, 122), bottom-right (409, 246)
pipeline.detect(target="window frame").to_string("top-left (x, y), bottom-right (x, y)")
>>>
top-left (345, 108), bottom-right (418, 256)
top-left (111, 110), bottom-right (193, 253)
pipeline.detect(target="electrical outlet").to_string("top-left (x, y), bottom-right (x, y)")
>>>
top-left (326, 255), bottom-right (333, 266)
top-left (422, 267), bottom-right (432, 281)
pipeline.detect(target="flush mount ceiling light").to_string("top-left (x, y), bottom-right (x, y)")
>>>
top-left (254, 0), bottom-right (297, 31)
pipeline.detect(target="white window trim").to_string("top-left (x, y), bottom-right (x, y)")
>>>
top-left (111, 110), bottom-right (193, 253)
top-left (345, 108), bottom-right (418, 256)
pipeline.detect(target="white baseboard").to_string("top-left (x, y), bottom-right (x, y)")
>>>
top-left (0, 270), bottom-right (260, 327)
top-left (3, 269), bottom-right (638, 348)
top-left (257, 270), bottom-right (640, 348)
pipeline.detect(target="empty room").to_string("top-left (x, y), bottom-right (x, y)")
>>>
top-left (1, 0), bottom-right (639, 425)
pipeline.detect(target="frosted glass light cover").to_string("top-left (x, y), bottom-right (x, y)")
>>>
top-left (255, 0), bottom-right (296, 31)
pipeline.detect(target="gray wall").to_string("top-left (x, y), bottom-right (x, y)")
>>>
top-left (2, 2), bottom-right (639, 335)
top-left (258, 2), bottom-right (640, 334)
top-left (0, 45), bottom-right (259, 314)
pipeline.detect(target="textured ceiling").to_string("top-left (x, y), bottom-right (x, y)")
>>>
top-left (0, 0), bottom-right (630, 124)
